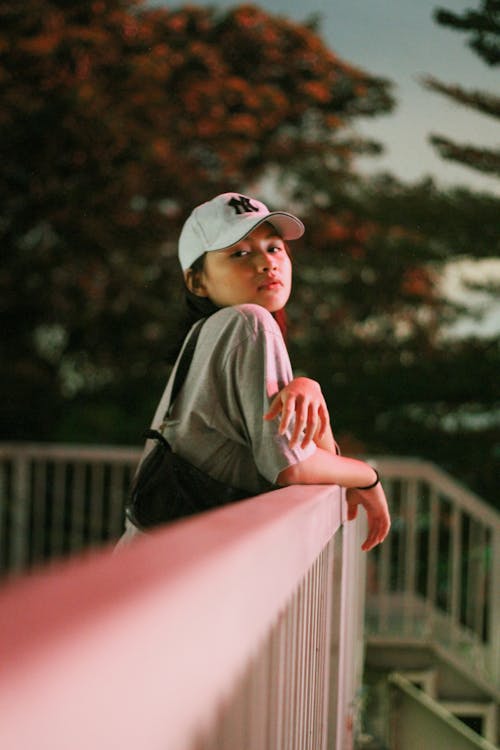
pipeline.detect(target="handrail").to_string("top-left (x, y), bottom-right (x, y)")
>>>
top-left (366, 457), bottom-right (500, 690)
top-left (0, 483), bottom-right (365, 750)
top-left (388, 673), bottom-right (498, 750)
top-left (371, 456), bottom-right (498, 526)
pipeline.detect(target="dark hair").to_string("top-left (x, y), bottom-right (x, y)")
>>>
top-left (185, 254), bottom-right (220, 325)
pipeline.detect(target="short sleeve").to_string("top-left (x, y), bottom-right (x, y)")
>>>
top-left (216, 305), bottom-right (316, 484)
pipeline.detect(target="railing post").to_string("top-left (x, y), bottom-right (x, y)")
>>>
top-left (10, 451), bottom-right (30, 573)
top-left (449, 504), bottom-right (462, 638)
top-left (404, 478), bottom-right (418, 636)
top-left (489, 525), bottom-right (500, 685)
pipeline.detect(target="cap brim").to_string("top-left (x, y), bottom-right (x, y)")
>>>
top-left (206, 211), bottom-right (305, 254)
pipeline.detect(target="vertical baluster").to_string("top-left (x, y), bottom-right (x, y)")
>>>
top-left (50, 461), bottom-right (66, 558)
top-left (31, 459), bottom-right (47, 567)
top-left (466, 518), bottom-right (481, 636)
top-left (89, 463), bottom-right (105, 544)
top-left (328, 532), bottom-right (343, 750)
top-left (305, 559), bottom-right (317, 746)
top-left (108, 464), bottom-right (127, 539)
top-left (396, 481), bottom-right (407, 595)
top-left (321, 538), bottom-right (335, 750)
top-left (297, 574), bottom-right (307, 750)
top-left (10, 452), bottom-right (30, 573)
top-left (309, 562), bottom-right (318, 745)
top-left (487, 525), bottom-right (500, 685)
top-left (70, 463), bottom-right (86, 553)
top-left (307, 564), bottom-right (315, 747)
top-left (377, 479), bottom-right (393, 632)
top-left (449, 503), bottom-right (462, 639)
top-left (310, 553), bottom-right (321, 750)
top-left (288, 588), bottom-right (300, 750)
top-left (280, 611), bottom-right (288, 748)
top-left (281, 592), bottom-right (293, 750)
top-left (404, 478), bottom-right (418, 635)
top-left (476, 523), bottom-right (489, 645)
top-left (427, 487), bottom-right (439, 613)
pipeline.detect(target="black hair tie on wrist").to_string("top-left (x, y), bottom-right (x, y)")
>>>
top-left (356, 468), bottom-right (380, 490)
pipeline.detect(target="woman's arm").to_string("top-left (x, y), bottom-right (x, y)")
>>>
top-left (277, 448), bottom-right (376, 487)
top-left (313, 423), bottom-right (339, 454)
top-left (277, 448), bottom-right (390, 551)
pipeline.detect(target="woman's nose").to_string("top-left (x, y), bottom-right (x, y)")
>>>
top-left (255, 251), bottom-right (276, 272)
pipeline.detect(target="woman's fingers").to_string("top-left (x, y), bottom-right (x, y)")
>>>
top-left (346, 486), bottom-right (391, 551)
top-left (279, 394), bottom-right (297, 436)
top-left (289, 396), bottom-right (307, 446)
top-left (317, 403), bottom-right (330, 440)
top-left (300, 403), bottom-right (319, 448)
top-left (263, 394), bottom-right (283, 422)
top-left (264, 383), bottom-right (330, 450)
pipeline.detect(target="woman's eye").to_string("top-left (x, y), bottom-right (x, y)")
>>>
top-left (268, 245), bottom-right (283, 253)
top-left (231, 249), bottom-right (249, 258)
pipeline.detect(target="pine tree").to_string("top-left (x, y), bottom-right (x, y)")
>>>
top-left (422, 1), bottom-right (500, 176)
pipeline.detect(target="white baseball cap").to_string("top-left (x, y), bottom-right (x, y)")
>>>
top-left (178, 192), bottom-right (305, 271)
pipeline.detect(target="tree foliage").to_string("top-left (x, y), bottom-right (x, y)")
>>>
top-left (434, 0), bottom-right (500, 65)
top-left (423, 1), bottom-right (500, 175)
top-left (0, 0), bottom-right (393, 440)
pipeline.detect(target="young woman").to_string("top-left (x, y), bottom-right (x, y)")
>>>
top-left (119, 192), bottom-right (390, 550)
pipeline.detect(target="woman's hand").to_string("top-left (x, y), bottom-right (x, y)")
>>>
top-left (264, 377), bottom-right (330, 449)
top-left (346, 483), bottom-right (391, 552)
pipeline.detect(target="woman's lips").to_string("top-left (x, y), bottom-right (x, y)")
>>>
top-left (258, 279), bottom-right (282, 291)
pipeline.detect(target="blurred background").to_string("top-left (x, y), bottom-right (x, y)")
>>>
top-left (1, 0), bottom-right (499, 508)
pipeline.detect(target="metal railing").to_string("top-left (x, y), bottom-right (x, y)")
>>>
top-left (366, 457), bottom-right (500, 691)
top-left (1, 444), bottom-right (498, 707)
top-left (0, 442), bottom-right (139, 575)
top-left (0, 481), bottom-right (366, 750)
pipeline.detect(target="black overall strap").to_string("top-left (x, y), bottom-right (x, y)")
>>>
top-left (143, 319), bottom-right (206, 446)
top-left (166, 318), bottom-right (206, 418)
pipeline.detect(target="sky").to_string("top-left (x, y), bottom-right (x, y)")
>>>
top-left (156, 0), bottom-right (499, 195)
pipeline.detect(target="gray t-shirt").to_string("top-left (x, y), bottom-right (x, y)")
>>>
top-left (147, 303), bottom-right (316, 494)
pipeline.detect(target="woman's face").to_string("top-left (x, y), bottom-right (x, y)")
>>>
top-left (186, 222), bottom-right (292, 312)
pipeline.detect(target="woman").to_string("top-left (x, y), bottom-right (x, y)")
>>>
top-left (120, 192), bottom-right (390, 551)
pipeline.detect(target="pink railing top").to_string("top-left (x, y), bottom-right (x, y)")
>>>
top-left (0, 484), bottom-right (344, 750)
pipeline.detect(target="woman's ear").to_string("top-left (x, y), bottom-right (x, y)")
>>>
top-left (184, 268), bottom-right (209, 297)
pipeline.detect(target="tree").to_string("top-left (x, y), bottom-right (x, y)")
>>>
top-left (0, 0), bottom-right (393, 441)
top-left (282, 169), bottom-right (500, 506)
top-left (4, 1), bottom-right (497, 507)
top-left (422, 0), bottom-right (500, 176)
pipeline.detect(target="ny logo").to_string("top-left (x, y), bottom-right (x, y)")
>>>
top-left (228, 195), bottom-right (260, 215)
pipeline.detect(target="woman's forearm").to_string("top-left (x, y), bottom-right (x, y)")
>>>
top-left (277, 447), bottom-right (377, 488)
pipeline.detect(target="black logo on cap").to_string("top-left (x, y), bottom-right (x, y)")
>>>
top-left (228, 195), bottom-right (259, 215)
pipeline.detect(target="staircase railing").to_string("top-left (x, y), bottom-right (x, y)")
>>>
top-left (365, 457), bottom-right (500, 690)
